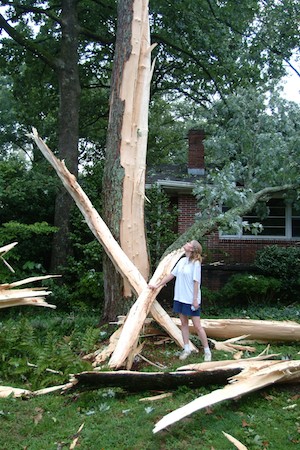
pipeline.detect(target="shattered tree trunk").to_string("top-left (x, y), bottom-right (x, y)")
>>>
top-left (30, 130), bottom-right (197, 367)
top-left (102, 0), bottom-right (153, 319)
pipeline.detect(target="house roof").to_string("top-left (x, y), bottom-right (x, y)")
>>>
top-left (146, 163), bottom-right (206, 193)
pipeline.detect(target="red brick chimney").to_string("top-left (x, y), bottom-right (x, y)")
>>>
top-left (188, 129), bottom-right (205, 175)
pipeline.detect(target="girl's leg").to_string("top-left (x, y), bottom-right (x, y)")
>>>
top-left (179, 313), bottom-right (190, 346)
top-left (191, 316), bottom-right (212, 360)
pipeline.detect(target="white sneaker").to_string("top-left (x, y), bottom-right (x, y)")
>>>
top-left (179, 350), bottom-right (191, 360)
top-left (204, 352), bottom-right (212, 362)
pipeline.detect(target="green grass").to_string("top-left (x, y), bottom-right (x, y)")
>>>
top-left (0, 307), bottom-right (300, 449)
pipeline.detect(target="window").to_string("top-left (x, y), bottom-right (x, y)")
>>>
top-left (221, 198), bottom-right (300, 239)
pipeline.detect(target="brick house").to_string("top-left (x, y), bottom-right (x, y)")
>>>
top-left (146, 129), bottom-right (300, 291)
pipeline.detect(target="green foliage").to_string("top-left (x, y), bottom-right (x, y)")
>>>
top-left (0, 221), bottom-right (57, 282)
top-left (0, 308), bottom-right (299, 449)
top-left (254, 245), bottom-right (300, 300)
top-left (193, 89), bottom-right (300, 228)
top-left (204, 274), bottom-right (282, 308)
top-left (145, 184), bottom-right (179, 268)
top-left (0, 311), bottom-right (100, 390)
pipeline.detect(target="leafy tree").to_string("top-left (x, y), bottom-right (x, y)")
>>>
top-left (0, 0), bottom-right (115, 271)
top-left (166, 87), bottom-right (300, 252)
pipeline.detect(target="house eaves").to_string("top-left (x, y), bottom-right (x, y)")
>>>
top-left (145, 179), bottom-right (196, 194)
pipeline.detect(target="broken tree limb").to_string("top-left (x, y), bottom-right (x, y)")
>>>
top-left (108, 248), bottom-right (200, 369)
top-left (0, 383), bottom-right (70, 398)
top-left (65, 356), bottom-right (284, 394)
top-left (222, 432), bottom-right (248, 450)
top-left (29, 130), bottom-right (196, 366)
top-left (29, 127), bottom-right (145, 298)
top-left (116, 316), bottom-right (300, 343)
top-left (153, 359), bottom-right (300, 433)
top-left (0, 274), bottom-right (60, 309)
top-left (0, 242), bottom-right (18, 273)
top-left (66, 368), bottom-right (241, 392)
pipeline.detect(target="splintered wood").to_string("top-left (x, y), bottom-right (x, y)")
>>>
top-left (153, 359), bottom-right (300, 433)
top-left (0, 244), bottom-right (59, 309)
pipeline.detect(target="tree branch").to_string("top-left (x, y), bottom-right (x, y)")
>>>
top-left (0, 13), bottom-right (58, 71)
top-left (163, 183), bottom-right (300, 255)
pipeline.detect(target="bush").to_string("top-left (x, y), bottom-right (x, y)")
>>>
top-left (254, 245), bottom-right (300, 301)
top-left (214, 273), bottom-right (281, 307)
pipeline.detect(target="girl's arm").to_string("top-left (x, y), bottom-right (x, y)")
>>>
top-left (148, 273), bottom-right (175, 290)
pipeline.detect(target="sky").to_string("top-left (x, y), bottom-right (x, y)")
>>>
top-left (281, 63), bottom-right (300, 104)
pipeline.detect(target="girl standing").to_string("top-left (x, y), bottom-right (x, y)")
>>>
top-left (149, 240), bottom-right (211, 361)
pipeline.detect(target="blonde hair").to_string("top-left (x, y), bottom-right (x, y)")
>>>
top-left (189, 240), bottom-right (203, 263)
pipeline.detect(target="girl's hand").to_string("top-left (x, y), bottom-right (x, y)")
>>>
top-left (192, 300), bottom-right (199, 310)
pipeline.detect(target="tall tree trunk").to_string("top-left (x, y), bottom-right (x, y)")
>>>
top-left (102, 0), bottom-right (151, 321)
top-left (51, 0), bottom-right (80, 271)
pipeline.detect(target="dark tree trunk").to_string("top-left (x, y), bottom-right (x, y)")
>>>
top-left (51, 0), bottom-right (80, 271)
top-left (68, 368), bottom-right (242, 392)
top-left (102, 0), bottom-right (134, 321)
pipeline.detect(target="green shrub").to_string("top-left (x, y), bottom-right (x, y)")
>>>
top-left (0, 221), bottom-right (57, 282)
top-left (254, 245), bottom-right (300, 301)
top-left (216, 273), bottom-right (281, 307)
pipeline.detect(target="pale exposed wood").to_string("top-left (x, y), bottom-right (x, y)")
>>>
top-left (0, 274), bottom-right (60, 309)
top-left (0, 242), bottom-right (18, 273)
top-left (116, 316), bottom-right (300, 343)
top-left (108, 248), bottom-right (199, 369)
top-left (69, 423), bottom-right (85, 450)
top-left (0, 242), bottom-right (18, 256)
top-left (153, 360), bottom-right (300, 433)
top-left (29, 127), bottom-right (146, 298)
top-left (0, 297), bottom-right (56, 309)
top-left (0, 385), bottom-right (31, 398)
top-left (119, 0), bottom-right (153, 292)
top-left (0, 383), bottom-right (70, 398)
top-left (222, 432), bottom-right (248, 450)
top-left (29, 130), bottom-right (196, 367)
top-left (200, 318), bottom-right (300, 342)
top-left (139, 393), bottom-right (172, 402)
top-left (209, 335), bottom-right (256, 354)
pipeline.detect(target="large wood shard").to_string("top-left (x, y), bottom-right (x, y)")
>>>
top-left (108, 248), bottom-right (199, 369)
top-left (153, 359), bottom-right (300, 433)
top-left (119, 0), bottom-right (154, 290)
top-left (30, 130), bottom-right (196, 367)
top-left (0, 274), bottom-right (60, 309)
top-left (116, 316), bottom-right (300, 343)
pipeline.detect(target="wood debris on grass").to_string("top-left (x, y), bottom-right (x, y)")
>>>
top-left (153, 359), bottom-right (300, 433)
top-left (222, 431), bottom-right (248, 450)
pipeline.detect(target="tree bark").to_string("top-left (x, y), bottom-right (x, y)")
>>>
top-left (51, 0), bottom-right (80, 271)
top-left (102, 0), bottom-right (151, 321)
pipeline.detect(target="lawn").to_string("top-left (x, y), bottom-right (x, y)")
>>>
top-left (0, 306), bottom-right (299, 449)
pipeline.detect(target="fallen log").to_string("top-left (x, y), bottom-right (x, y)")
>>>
top-left (65, 356), bottom-right (281, 393)
top-left (67, 368), bottom-right (241, 392)
top-left (153, 359), bottom-right (300, 433)
top-left (116, 316), bottom-right (300, 343)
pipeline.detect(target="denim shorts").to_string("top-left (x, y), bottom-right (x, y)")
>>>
top-left (173, 300), bottom-right (201, 317)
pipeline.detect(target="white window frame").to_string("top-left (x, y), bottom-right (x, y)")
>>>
top-left (220, 200), bottom-right (300, 240)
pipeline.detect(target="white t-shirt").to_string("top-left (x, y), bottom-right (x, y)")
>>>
top-left (171, 257), bottom-right (201, 305)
